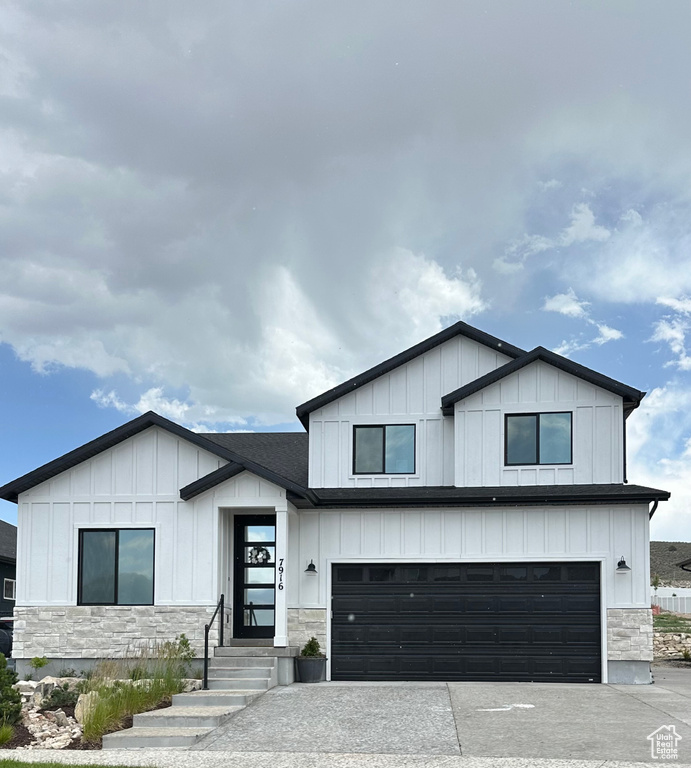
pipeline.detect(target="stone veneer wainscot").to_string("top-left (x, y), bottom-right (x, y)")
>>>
top-left (607, 608), bottom-right (653, 661)
top-left (287, 608), bottom-right (327, 651)
top-left (12, 605), bottom-right (220, 659)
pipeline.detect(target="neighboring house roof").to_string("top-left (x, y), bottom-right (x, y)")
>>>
top-left (441, 346), bottom-right (645, 416)
top-left (289, 483), bottom-right (670, 509)
top-left (295, 320), bottom-right (526, 429)
top-left (0, 412), bottom-right (309, 504)
top-left (0, 520), bottom-right (16, 563)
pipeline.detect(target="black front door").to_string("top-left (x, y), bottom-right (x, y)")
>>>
top-left (233, 515), bottom-right (276, 639)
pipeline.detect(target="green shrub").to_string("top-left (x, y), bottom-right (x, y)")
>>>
top-left (682, 648), bottom-right (691, 661)
top-left (57, 667), bottom-right (78, 678)
top-left (43, 683), bottom-right (79, 709)
top-left (30, 656), bottom-right (48, 671)
top-left (0, 654), bottom-right (21, 725)
top-left (300, 637), bottom-right (323, 657)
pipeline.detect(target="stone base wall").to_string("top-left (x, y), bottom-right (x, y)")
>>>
top-left (607, 608), bottom-right (653, 661)
top-left (12, 606), bottom-right (219, 659)
top-left (287, 608), bottom-right (327, 653)
top-left (654, 631), bottom-right (691, 659)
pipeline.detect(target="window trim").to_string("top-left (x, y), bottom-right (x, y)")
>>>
top-left (3, 579), bottom-right (15, 601)
top-left (352, 424), bottom-right (416, 475)
top-left (77, 528), bottom-right (155, 606)
top-left (504, 411), bottom-right (573, 466)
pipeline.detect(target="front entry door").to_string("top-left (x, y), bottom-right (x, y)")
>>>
top-left (233, 515), bottom-right (276, 639)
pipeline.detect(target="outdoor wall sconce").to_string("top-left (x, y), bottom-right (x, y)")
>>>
top-left (305, 559), bottom-right (318, 574)
top-left (616, 556), bottom-right (631, 573)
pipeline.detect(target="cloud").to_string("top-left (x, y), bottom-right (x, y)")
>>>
top-left (542, 288), bottom-right (590, 319)
top-left (494, 203), bottom-right (610, 273)
top-left (542, 288), bottom-right (623, 357)
top-left (627, 385), bottom-right (691, 540)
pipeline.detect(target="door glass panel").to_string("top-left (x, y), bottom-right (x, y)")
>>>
top-left (244, 587), bottom-right (275, 605)
top-left (245, 526), bottom-right (275, 543)
top-left (245, 567), bottom-right (275, 584)
top-left (245, 545), bottom-right (274, 564)
top-left (244, 608), bottom-right (274, 627)
top-left (534, 566), bottom-right (561, 581)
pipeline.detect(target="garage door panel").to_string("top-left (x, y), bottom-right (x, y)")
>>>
top-left (332, 561), bottom-right (601, 683)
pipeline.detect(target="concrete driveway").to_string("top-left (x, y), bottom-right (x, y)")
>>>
top-left (191, 667), bottom-right (691, 764)
top-left (10, 668), bottom-right (690, 768)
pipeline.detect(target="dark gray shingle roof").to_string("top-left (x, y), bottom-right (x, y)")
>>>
top-left (201, 433), bottom-right (308, 490)
top-left (0, 520), bottom-right (16, 562)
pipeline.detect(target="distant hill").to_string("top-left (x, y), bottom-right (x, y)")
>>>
top-left (650, 541), bottom-right (691, 585)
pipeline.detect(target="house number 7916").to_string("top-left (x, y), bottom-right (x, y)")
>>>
top-left (278, 558), bottom-right (284, 590)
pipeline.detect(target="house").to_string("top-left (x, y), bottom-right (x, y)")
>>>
top-left (0, 320), bottom-right (670, 684)
top-left (0, 520), bottom-right (16, 617)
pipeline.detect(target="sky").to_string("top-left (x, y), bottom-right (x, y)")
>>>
top-left (0, 1), bottom-right (690, 540)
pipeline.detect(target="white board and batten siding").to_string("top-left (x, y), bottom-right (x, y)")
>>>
top-left (308, 335), bottom-right (512, 488)
top-left (287, 504), bottom-right (651, 611)
top-left (16, 427), bottom-right (287, 607)
top-left (455, 360), bottom-right (624, 487)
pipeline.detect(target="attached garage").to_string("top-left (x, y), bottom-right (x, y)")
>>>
top-left (331, 561), bottom-right (601, 683)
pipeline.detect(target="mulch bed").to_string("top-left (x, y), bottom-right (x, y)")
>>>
top-left (653, 659), bottom-right (691, 668)
top-left (1, 722), bottom-right (34, 750)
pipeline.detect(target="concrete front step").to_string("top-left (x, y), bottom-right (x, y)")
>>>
top-left (206, 671), bottom-right (271, 686)
top-left (215, 645), bottom-right (299, 657)
top-left (133, 705), bottom-right (243, 728)
top-left (174, 690), bottom-right (262, 707)
top-left (209, 658), bottom-right (276, 670)
top-left (103, 726), bottom-right (213, 749)
top-left (206, 677), bottom-right (269, 690)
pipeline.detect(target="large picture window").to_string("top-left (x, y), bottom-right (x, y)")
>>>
top-left (505, 412), bottom-right (572, 465)
top-left (353, 425), bottom-right (415, 474)
top-left (78, 529), bottom-right (154, 605)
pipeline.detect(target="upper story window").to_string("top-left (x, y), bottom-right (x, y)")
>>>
top-left (505, 412), bottom-right (572, 465)
top-left (353, 425), bottom-right (415, 474)
top-left (78, 528), bottom-right (154, 606)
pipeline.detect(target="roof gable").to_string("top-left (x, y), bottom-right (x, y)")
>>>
top-left (0, 412), bottom-right (309, 503)
top-left (296, 320), bottom-right (525, 429)
top-left (441, 347), bottom-right (645, 415)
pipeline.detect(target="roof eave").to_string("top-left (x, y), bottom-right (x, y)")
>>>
top-left (441, 347), bottom-right (645, 413)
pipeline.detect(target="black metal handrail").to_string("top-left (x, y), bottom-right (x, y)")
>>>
top-left (203, 593), bottom-right (224, 690)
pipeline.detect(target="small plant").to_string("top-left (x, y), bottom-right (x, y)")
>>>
top-left (128, 664), bottom-right (148, 681)
top-left (0, 721), bottom-right (13, 746)
top-left (23, 674), bottom-right (32, 682)
top-left (57, 667), bottom-right (78, 678)
top-left (43, 682), bottom-right (79, 709)
top-left (300, 637), bottom-right (324, 657)
top-left (0, 654), bottom-right (22, 725)
top-left (682, 648), bottom-right (691, 662)
top-left (29, 656), bottom-right (48, 672)
top-left (652, 573), bottom-right (660, 593)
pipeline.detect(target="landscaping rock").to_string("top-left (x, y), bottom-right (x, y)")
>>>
top-left (19, 705), bottom-right (82, 750)
top-left (74, 691), bottom-right (98, 724)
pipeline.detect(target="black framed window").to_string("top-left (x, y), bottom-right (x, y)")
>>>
top-left (353, 424), bottom-right (415, 474)
top-left (3, 579), bottom-right (15, 601)
top-left (78, 528), bottom-right (154, 605)
top-left (505, 412), bottom-right (572, 465)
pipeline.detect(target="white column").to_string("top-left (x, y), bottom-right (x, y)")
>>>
top-left (274, 504), bottom-right (288, 646)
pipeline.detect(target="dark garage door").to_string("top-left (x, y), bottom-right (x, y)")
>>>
top-left (331, 562), bottom-right (601, 683)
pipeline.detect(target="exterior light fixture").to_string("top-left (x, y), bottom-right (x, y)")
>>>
top-left (616, 556), bottom-right (631, 573)
top-left (305, 559), bottom-right (318, 574)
